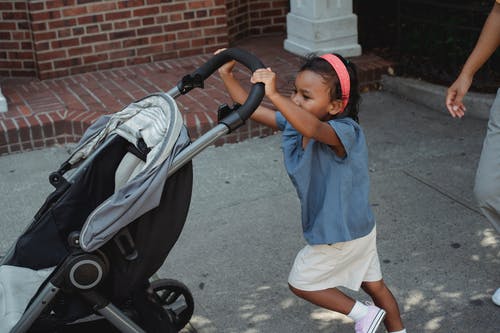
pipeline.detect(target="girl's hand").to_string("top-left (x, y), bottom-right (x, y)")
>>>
top-left (214, 48), bottom-right (236, 76)
top-left (251, 68), bottom-right (278, 99)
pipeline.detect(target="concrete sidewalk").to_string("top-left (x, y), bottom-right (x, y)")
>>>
top-left (1, 86), bottom-right (499, 332)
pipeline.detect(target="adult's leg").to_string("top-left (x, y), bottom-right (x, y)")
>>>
top-left (474, 89), bottom-right (500, 305)
top-left (474, 89), bottom-right (500, 233)
top-left (361, 280), bottom-right (404, 332)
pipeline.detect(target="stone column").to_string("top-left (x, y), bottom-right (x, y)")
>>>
top-left (284, 0), bottom-right (361, 57)
top-left (0, 87), bottom-right (7, 112)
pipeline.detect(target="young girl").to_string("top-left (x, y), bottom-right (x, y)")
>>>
top-left (217, 50), bottom-right (406, 333)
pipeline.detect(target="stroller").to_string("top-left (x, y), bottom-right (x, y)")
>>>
top-left (0, 49), bottom-right (265, 333)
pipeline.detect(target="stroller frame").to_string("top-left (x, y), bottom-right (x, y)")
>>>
top-left (1, 48), bottom-right (265, 333)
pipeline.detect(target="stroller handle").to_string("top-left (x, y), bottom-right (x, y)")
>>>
top-left (176, 48), bottom-right (265, 123)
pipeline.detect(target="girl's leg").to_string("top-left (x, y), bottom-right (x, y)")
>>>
top-left (361, 279), bottom-right (404, 332)
top-left (288, 283), bottom-right (355, 314)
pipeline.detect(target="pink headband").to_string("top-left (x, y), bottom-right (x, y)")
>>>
top-left (320, 54), bottom-right (350, 112)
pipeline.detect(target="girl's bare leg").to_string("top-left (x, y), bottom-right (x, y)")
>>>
top-left (288, 284), bottom-right (355, 314)
top-left (361, 280), bottom-right (404, 332)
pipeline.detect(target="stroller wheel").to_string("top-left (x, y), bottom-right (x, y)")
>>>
top-left (150, 278), bottom-right (194, 331)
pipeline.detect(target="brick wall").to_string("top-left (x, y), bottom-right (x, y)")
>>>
top-left (0, 0), bottom-right (289, 80)
top-left (28, 0), bottom-right (230, 79)
top-left (227, 0), bottom-right (288, 43)
top-left (0, 0), bottom-right (36, 77)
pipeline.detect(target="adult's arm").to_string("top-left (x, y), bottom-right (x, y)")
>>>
top-left (446, 2), bottom-right (500, 118)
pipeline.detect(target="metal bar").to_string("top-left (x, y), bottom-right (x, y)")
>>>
top-left (96, 303), bottom-right (146, 333)
top-left (167, 86), bottom-right (181, 99)
top-left (168, 123), bottom-right (229, 177)
top-left (10, 282), bottom-right (60, 333)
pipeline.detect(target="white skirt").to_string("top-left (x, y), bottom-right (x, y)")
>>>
top-left (288, 226), bottom-right (382, 291)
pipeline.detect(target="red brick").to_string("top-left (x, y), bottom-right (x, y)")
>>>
top-left (133, 7), bottom-right (159, 17)
top-left (137, 25), bottom-right (162, 36)
top-left (161, 3), bottom-right (186, 12)
top-left (47, 0), bottom-right (76, 9)
top-left (165, 22), bottom-right (189, 31)
top-left (51, 37), bottom-right (79, 49)
top-left (109, 49), bottom-right (134, 60)
top-left (88, 2), bottom-right (117, 12)
top-left (32, 139), bottom-right (44, 149)
top-left (117, 0), bottom-right (145, 9)
top-left (83, 53), bottom-right (108, 64)
top-left (9, 143), bottom-right (21, 152)
top-left (0, 41), bottom-right (20, 50)
top-left (190, 18), bottom-right (216, 28)
top-left (37, 114), bottom-right (55, 138)
top-left (81, 33), bottom-right (107, 44)
top-left (51, 112), bottom-right (66, 135)
top-left (38, 50), bottom-right (68, 61)
top-left (0, 21), bottom-right (16, 30)
top-left (0, 145), bottom-right (8, 155)
top-left (94, 41), bottom-right (121, 52)
top-left (210, 8), bottom-right (226, 16)
top-left (113, 21), bottom-right (128, 30)
top-left (67, 45), bottom-right (92, 56)
top-left (33, 31), bottom-right (57, 41)
top-left (4, 118), bottom-right (19, 144)
top-left (151, 34), bottom-right (175, 44)
top-left (16, 117), bottom-right (31, 143)
top-left (178, 30), bottom-right (202, 39)
top-left (2, 11), bottom-right (28, 20)
top-left (77, 14), bottom-right (103, 25)
top-left (110, 30), bottom-right (136, 40)
top-left (105, 10), bottom-right (131, 20)
top-left (49, 18), bottom-right (77, 29)
top-left (0, 2), bottom-right (13, 10)
top-left (188, 1), bottom-right (213, 10)
top-left (62, 6), bottom-right (87, 17)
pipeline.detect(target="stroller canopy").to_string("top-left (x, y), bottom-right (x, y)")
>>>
top-left (72, 93), bottom-right (189, 252)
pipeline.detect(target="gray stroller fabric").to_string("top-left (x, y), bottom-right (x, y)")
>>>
top-left (77, 93), bottom-right (189, 252)
top-left (0, 93), bottom-right (189, 331)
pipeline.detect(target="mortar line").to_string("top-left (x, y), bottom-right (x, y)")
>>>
top-left (402, 170), bottom-right (482, 215)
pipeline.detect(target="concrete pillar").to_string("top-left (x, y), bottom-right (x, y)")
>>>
top-left (0, 86), bottom-right (7, 113)
top-left (284, 0), bottom-right (361, 57)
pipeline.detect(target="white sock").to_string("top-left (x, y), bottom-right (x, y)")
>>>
top-left (389, 329), bottom-right (407, 333)
top-left (347, 301), bottom-right (369, 322)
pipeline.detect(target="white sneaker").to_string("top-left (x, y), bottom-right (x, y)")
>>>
top-left (492, 288), bottom-right (500, 306)
top-left (354, 303), bottom-right (386, 333)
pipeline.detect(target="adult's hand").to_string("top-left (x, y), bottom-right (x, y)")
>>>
top-left (446, 74), bottom-right (472, 118)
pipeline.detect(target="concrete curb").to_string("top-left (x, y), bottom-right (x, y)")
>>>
top-left (381, 74), bottom-right (495, 120)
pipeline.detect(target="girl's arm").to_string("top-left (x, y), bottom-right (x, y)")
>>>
top-left (217, 59), bottom-right (279, 130)
top-left (252, 69), bottom-right (346, 157)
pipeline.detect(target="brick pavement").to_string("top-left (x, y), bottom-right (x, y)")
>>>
top-left (0, 35), bottom-right (393, 155)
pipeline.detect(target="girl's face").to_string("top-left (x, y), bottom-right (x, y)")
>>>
top-left (291, 70), bottom-right (342, 120)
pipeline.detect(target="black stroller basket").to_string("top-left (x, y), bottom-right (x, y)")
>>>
top-left (0, 49), bottom-right (265, 333)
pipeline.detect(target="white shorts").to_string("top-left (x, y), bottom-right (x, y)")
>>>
top-left (288, 226), bottom-right (382, 291)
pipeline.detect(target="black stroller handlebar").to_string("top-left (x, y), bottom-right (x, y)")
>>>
top-left (176, 48), bottom-right (266, 128)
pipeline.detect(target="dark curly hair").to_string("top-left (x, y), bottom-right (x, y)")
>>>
top-left (299, 53), bottom-right (360, 123)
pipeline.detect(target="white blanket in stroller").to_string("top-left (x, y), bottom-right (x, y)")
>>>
top-left (0, 265), bottom-right (52, 332)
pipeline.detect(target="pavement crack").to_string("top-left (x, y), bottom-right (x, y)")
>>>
top-left (403, 170), bottom-right (482, 215)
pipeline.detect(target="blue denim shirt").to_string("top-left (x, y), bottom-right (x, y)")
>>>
top-left (276, 112), bottom-right (375, 244)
